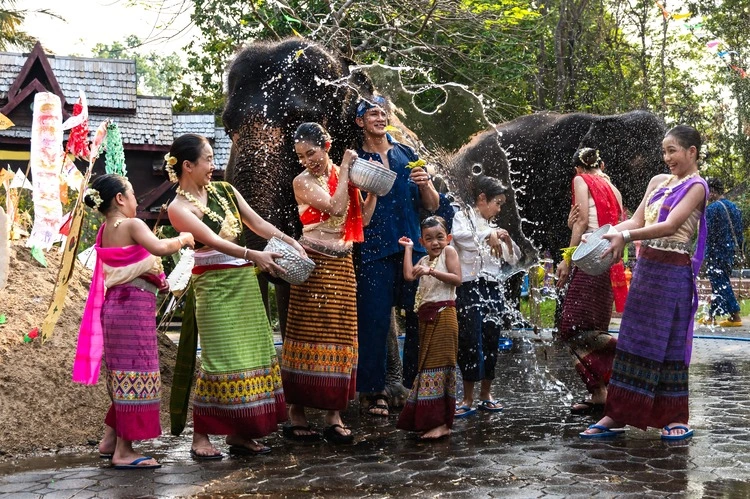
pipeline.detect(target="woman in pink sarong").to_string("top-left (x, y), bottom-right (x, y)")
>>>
top-left (75, 174), bottom-right (194, 470)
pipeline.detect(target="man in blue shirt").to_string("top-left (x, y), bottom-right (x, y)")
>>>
top-left (355, 96), bottom-right (440, 416)
top-left (704, 177), bottom-right (744, 326)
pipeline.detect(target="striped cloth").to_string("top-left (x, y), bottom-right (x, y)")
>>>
top-left (281, 252), bottom-right (358, 410)
top-left (606, 248), bottom-right (692, 430)
top-left (191, 265), bottom-right (286, 438)
top-left (101, 283), bottom-right (161, 441)
top-left (559, 267), bottom-right (617, 392)
top-left (397, 306), bottom-right (458, 432)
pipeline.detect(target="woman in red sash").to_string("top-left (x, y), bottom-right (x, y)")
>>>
top-left (556, 148), bottom-right (627, 415)
top-left (280, 123), bottom-right (377, 443)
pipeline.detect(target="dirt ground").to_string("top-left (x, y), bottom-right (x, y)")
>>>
top-left (0, 242), bottom-right (177, 459)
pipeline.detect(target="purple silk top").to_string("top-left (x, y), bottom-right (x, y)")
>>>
top-left (646, 175), bottom-right (708, 364)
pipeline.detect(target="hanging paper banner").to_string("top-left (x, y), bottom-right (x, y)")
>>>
top-left (27, 92), bottom-right (63, 250)
top-left (61, 90), bottom-right (88, 130)
top-left (671, 12), bottom-right (692, 20)
top-left (104, 122), bottom-right (127, 177)
top-left (89, 119), bottom-right (110, 161)
top-left (62, 156), bottom-right (84, 191)
top-left (0, 113), bottom-right (14, 131)
top-left (64, 91), bottom-right (90, 160)
top-left (9, 168), bottom-right (31, 190)
top-left (654, 0), bottom-right (669, 19)
top-left (76, 245), bottom-right (97, 271)
top-left (0, 206), bottom-right (7, 291)
top-left (41, 114), bottom-right (102, 341)
top-left (706, 40), bottom-right (721, 48)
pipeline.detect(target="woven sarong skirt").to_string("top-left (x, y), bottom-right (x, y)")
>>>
top-left (281, 252), bottom-right (358, 410)
top-left (397, 306), bottom-right (458, 432)
top-left (606, 248), bottom-right (692, 430)
top-left (192, 265), bottom-right (286, 438)
top-left (102, 283), bottom-right (161, 441)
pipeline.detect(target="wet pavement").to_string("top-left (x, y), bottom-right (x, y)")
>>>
top-left (2, 319), bottom-right (750, 498)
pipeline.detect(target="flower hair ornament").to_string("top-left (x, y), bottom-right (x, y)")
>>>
top-left (85, 188), bottom-right (103, 210)
top-left (164, 152), bottom-right (179, 183)
top-left (578, 147), bottom-right (601, 167)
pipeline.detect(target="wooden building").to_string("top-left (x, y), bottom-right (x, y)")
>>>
top-left (0, 42), bottom-right (231, 221)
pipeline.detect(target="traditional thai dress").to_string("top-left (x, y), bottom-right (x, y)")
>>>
top-left (170, 182), bottom-right (286, 438)
top-left (559, 173), bottom-right (627, 393)
top-left (605, 175), bottom-right (708, 430)
top-left (281, 168), bottom-right (363, 410)
top-left (74, 223), bottom-right (166, 441)
top-left (397, 251), bottom-right (458, 432)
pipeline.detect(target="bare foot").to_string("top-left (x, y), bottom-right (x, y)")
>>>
top-left (226, 435), bottom-right (270, 453)
top-left (420, 425), bottom-right (451, 440)
top-left (191, 433), bottom-right (221, 458)
top-left (98, 425), bottom-right (116, 455)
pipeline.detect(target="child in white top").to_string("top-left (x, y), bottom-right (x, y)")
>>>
top-left (451, 175), bottom-right (520, 417)
top-left (396, 216), bottom-right (462, 440)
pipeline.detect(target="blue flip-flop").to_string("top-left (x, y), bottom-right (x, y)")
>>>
top-left (113, 456), bottom-right (162, 470)
top-left (579, 424), bottom-right (626, 439)
top-left (477, 400), bottom-right (504, 412)
top-left (661, 425), bottom-right (694, 441)
top-left (454, 405), bottom-right (477, 418)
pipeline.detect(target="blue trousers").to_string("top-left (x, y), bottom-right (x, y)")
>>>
top-left (456, 278), bottom-right (504, 382)
top-left (707, 258), bottom-right (740, 317)
top-left (356, 252), bottom-right (421, 393)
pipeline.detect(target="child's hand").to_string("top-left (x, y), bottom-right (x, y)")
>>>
top-left (487, 231), bottom-right (502, 258)
top-left (398, 236), bottom-right (414, 248)
top-left (413, 264), bottom-right (431, 277)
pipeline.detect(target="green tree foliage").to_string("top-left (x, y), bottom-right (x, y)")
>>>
top-left (687, 0), bottom-right (750, 186)
top-left (92, 35), bottom-right (183, 98)
top-left (0, 0), bottom-right (60, 51)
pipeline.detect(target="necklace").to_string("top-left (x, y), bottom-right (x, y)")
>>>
top-left (645, 172), bottom-right (698, 224)
top-left (177, 183), bottom-right (241, 239)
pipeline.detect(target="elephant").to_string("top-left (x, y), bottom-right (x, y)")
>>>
top-left (454, 111), bottom-right (668, 261)
top-left (223, 38), bottom-right (372, 251)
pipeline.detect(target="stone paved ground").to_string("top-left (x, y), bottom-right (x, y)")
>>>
top-left (2, 321), bottom-right (750, 498)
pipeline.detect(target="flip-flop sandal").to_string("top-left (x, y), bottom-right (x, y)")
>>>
top-left (323, 424), bottom-right (354, 445)
top-left (113, 456), bottom-right (162, 470)
top-left (228, 444), bottom-right (272, 455)
top-left (477, 400), bottom-right (504, 412)
top-left (570, 400), bottom-right (605, 415)
top-left (282, 424), bottom-right (322, 442)
top-left (190, 448), bottom-right (224, 461)
top-left (579, 424), bottom-right (626, 439)
top-left (454, 405), bottom-right (477, 418)
top-left (661, 425), bottom-right (694, 441)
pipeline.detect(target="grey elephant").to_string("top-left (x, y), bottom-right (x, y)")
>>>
top-left (454, 111), bottom-right (667, 259)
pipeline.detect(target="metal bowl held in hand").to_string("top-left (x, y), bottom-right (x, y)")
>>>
top-left (349, 158), bottom-right (397, 197)
top-left (571, 224), bottom-right (616, 276)
top-left (263, 237), bottom-right (316, 285)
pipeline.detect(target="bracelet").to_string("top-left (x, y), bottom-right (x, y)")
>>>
top-left (177, 235), bottom-right (184, 247)
top-left (621, 230), bottom-right (632, 244)
top-left (243, 248), bottom-right (249, 261)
